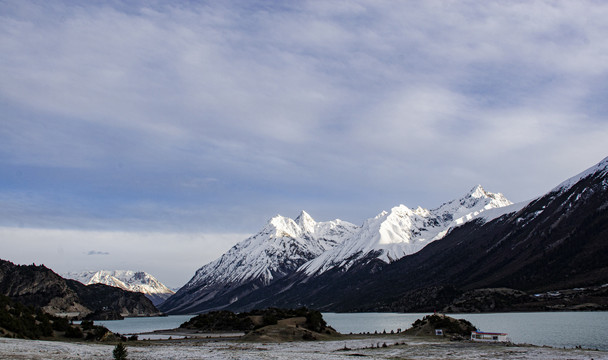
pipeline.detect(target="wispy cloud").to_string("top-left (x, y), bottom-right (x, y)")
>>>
top-left (87, 250), bottom-right (110, 256)
top-left (1, 0), bottom-right (607, 231)
top-left (0, 226), bottom-right (249, 288)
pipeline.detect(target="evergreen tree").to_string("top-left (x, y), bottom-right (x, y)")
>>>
top-left (112, 342), bottom-right (128, 360)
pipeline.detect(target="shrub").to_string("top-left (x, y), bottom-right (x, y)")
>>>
top-left (305, 310), bottom-right (327, 333)
top-left (64, 326), bottom-right (83, 339)
top-left (81, 320), bottom-right (94, 330)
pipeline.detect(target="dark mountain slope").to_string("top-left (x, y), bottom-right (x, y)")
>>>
top-left (228, 158), bottom-right (608, 312)
top-left (0, 260), bottom-right (161, 318)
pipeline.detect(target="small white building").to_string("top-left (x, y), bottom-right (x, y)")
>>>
top-left (471, 331), bottom-right (509, 342)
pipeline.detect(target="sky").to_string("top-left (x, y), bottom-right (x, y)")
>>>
top-left (1, 0), bottom-right (607, 288)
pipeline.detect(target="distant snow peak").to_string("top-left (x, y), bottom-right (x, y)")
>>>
top-left (63, 270), bottom-right (174, 296)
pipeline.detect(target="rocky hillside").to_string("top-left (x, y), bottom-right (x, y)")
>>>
top-left (0, 259), bottom-right (161, 319)
top-left (0, 294), bottom-right (116, 341)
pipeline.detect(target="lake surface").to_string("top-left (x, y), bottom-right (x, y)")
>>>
top-left (324, 312), bottom-right (608, 350)
top-left (94, 312), bottom-right (608, 350)
top-left (95, 315), bottom-right (195, 336)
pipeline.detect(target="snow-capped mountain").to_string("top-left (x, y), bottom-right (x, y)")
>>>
top-left (160, 186), bottom-right (512, 314)
top-left (222, 156), bottom-right (608, 313)
top-left (63, 270), bottom-right (175, 306)
top-left (159, 211), bottom-right (358, 314)
top-left (187, 211), bottom-right (358, 288)
top-left (300, 185), bottom-right (512, 275)
top-left (161, 157), bottom-right (608, 314)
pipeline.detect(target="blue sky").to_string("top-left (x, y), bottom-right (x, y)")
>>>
top-left (1, 1), bottom-right (608, 287)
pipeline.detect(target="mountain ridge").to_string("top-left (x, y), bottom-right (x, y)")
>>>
top-left (159, 212), bottom-right (358, 314)
top-left (300, 185), bottom-right (511, 276)
top-left (223, 156), bottom-right (608, 313)
top-left (161, 184), bottom-right (513, 314)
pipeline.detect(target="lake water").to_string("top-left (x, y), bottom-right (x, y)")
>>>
top-left (95, 315), bottom-right (196, 336)
top-left (324, 312), bottom-right (608, 350)
top-left (94, 312), bottom-right (608, 350)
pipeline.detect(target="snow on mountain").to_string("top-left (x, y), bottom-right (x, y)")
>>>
top-left (63, 270), bottom-right (174, 306)
top-left (300, 185), bottom-right (513, 275)
top-left (552, 156), bottom-right (608, 193)
top-left (183, 211), bottom-right (358, 291)
top-left (159, 211), bottom-right (358, 313)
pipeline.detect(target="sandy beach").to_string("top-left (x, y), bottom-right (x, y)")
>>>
top-left (2, 335), bottom-right (606, 359)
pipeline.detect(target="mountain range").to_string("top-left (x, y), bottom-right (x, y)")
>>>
top-left (63, 270), bottom-right (175, 306)
top-left (160, 156), bottom-right (608, 314)
top-left (3, 157), bottom-right (607, 318)
top-left (159, 213), bottom-right (359, 314)
top-left (224, 156), bottom-right (608, 313)
top-left (160, 182), bottom-right (522, 314)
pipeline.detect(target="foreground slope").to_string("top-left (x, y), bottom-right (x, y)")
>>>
top-left (229, 156), bottom-right (608, 312)
top-left (159, 211), bottom-right (357, 314)
top-left (64, 270), bottom-right (175, 306)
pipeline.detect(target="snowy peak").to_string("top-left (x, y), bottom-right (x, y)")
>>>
top-left (161, 212), bottom-right (358, 313)
top-left (184, 212), bottom-right (357, 289)
top-left (90, 271), bottom-right (129, 289)
top-left (295, 210), bottom-right (316, 233)
top-left (301, 185), bottom-right (513, 275)
top-left (434, 185), bottom-right (512, 225)
top-left (467, 184), bottom-right (488, 198)
top-left (438, 184), bottom-right (511, 211)
top-left (265, 214), bottom-right (302, 238)
top-left (63, 270), bottom-right (174, 306)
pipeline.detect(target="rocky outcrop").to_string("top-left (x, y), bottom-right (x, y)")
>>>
top-left (0, 259), bottom-right (161, 319)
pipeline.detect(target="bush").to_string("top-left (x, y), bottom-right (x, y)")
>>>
top-left (52, 317), bottom-right (71, 332)
top-left (305, 310), bottom-right (327, 333)
top-left (262, 313), bottom-right (278, 327)
top-left (64, 326), bottom-right (83, 339)
top-left (81, 320), bottom-right (95, 330)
